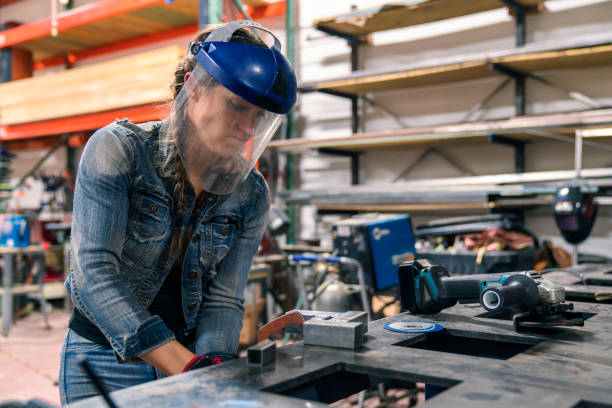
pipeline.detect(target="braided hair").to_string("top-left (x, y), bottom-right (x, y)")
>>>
top-left (168, 24), bottom-right (266, 258)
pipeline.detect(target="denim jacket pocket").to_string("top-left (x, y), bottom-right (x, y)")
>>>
top-left (211, 216), bottom-right (237, 262)
top-left (198, 215), bottom-right (239, 287)
top-left (122, 191), bottom-right (171, 271)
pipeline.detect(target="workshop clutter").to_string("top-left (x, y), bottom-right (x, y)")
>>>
top-left (332, 213), bottom-right (416, 290)
top-left (416, 214), bottom-right (537, 275)
top-left (0, 213), bottom-right (30, 247)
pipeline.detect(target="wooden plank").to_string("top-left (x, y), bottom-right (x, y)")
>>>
top-left (315, 0), bottom-right (543, 36)
top-left (241, 0), bottom-right (275, 7)
top-left (495, 43), bottom-right (612, 71)
top-left (0, 0), bottom-right (165, 49)
top-left (269, 109), bottom-right (612, 152)
top-left (0, 0), bottom-right (198, 60)
top-left (307, 33), bottom-right (612, 95)
top-left (316, 203), bottom-right (490, 212)
top-left (0, 284), bottom-right (42, 295)
top-left (318, 60), bottom-right (490, 94)
top-left (32, 24), bottom-right (198, 71)
top-left (0, 46), bottom-right (184, 125)
top-left (1, 45), bottom-right (182, 105)
top-left (21, 15), bottom-right (183, 60)
top-left (0, 245), bottom-right (43, 254)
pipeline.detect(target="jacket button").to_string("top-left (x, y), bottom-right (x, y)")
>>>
top-left (192, 234), bottom-right (200, 243)
top-left (188, 302), bottom-right (197, 311)
top-left (188, 270), bottom-right (198, 279)
top-left (221, 227), bottom-right (229, 236)
top-left (150, 204), bottom-right (158, 213)
top-left (137, 297), bottom-right (148, 304)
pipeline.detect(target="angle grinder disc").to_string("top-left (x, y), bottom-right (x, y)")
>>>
top-left (384, 321), bottom-right (444, 333)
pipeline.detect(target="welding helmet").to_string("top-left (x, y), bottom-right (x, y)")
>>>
top-left (552, 185), bottom-right (598, 244)
top-left (168, 20), bottom-right (297, 195)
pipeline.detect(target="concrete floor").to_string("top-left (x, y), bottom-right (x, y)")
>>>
top-left (0, 308), bottom-right (68, 407)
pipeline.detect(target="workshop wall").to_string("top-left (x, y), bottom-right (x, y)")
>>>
top-left (2, 0), bottom-right (610, 256)
top-left (296, 0), bottom-right (612, 256)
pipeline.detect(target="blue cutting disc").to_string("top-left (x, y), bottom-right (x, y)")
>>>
top-left (384, 321), bottom-right (444, 333)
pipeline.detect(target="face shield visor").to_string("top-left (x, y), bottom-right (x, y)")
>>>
top-left (167, 21), bottom-right (297, 195)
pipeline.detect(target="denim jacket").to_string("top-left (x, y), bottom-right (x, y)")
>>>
top-left (66, 119), bottom-right (269, 360)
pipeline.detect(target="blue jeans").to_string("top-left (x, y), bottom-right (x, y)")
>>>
top-left (59, 329), bottom-right (165, 406)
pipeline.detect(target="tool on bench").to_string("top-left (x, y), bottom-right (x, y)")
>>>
top-left (398, 259), bottom-right (585, 331)
top-left (256, 309), bottom-right (368, 350)
top-left (247, 339), bottom-right (277, 366)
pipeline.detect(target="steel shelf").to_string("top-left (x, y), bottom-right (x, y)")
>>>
top-left (0, 0), bottom-right (199, 61)
top-left (302, 33), bottom-right (612, 95)
top-left (314, 0), bottom-right (543, 37)
top-left (269, 108), bottom-right (612, 152)
top-left (278, 168), bottom-right (612, 210)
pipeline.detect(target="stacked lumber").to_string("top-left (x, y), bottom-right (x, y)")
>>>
top-left (0, 45), bottom-right (184, 125)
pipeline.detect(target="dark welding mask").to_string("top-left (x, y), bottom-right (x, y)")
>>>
top-left (167, 20), bottom-right (297, 195)
top-left (552, 185), bottom-right (598, 244)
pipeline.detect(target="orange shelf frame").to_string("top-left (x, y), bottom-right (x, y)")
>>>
top-left (244, 1), bottom-right (286, 20)
top-left (0, 0), bottom-right (168, 49)
top-left (0, 0), bottom-right (286, 144)
top-left (0, 0), bottom-right (23, 6)
top-left (0, 103), bottom-right (169, 141)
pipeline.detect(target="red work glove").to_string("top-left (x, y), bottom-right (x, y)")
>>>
top-left (183, 353), bottom-right (235, 372)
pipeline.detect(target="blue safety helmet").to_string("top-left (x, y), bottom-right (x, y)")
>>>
top-left (189, 20), bottom-right (297, 115)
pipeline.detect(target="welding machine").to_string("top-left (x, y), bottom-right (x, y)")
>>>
top-left (332, 214), bottom-right (416, 291)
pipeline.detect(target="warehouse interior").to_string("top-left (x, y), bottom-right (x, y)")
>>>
top-left (1, 0), bottom-right (612, 407)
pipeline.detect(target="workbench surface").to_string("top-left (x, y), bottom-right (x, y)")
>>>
top-left (68, 268), bottom-right (612, 408)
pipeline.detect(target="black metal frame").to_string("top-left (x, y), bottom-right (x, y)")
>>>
top-left (309, 1), bottom-right (541, 183)
top-left (488, 134), bottom-right (527, 173)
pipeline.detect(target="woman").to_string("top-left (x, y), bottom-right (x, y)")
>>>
top-left (59, 20), bottom-right (296, 405)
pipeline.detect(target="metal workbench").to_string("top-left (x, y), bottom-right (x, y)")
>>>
top-left (68, 269), bottom-right (612, 408)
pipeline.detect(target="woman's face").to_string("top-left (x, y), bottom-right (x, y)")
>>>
top-left (186, 84), bottom-right (267, 159)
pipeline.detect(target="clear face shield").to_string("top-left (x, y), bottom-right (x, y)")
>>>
top-left (169, 66), bottom-right (282, 195)
top-left (166, 21), bottom-right (296, 195)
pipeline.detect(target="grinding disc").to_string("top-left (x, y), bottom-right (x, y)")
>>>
top-left (383, 321), bottom-right (444, 333)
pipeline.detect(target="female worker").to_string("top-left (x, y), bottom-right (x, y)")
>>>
top-left (58, 20), bottom-right (296, 405)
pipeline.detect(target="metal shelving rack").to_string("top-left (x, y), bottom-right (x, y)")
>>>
top-left (0, 0), bottom-right (285, 147)
top-left (272, 0), bottom-right (612, 213)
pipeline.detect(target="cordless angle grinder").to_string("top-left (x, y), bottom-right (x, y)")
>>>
top-left (398, 259), bottom-right (585, 331)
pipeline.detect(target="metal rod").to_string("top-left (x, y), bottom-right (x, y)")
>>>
top-left (526, 129), bottom-right (612, 152)
top-left (2, 254), bottom-right (14, 335)
top-left (79, 356), bottom-right (120, 408)
top-left (519, 70), bottom-right (603, 109)
top-left (488, 134), bottom-right (526, 173)
top-left (351, 153), bottom-right (360, 185)
top-left (463, 78), bottom-right (511, 122)
top-left (284, 0), bottom-right (297, 244)
top-left (575, 129), bottom-right (583, 180)
top-left (572, 245), bottom-right (579, 267)
top-left (231, 0), bottom-right (251, 20)
top-left (362, 95), bottom-right (410, 128)
top-left (1, 48), bottom-right (11, 82)
top-left (349, 37), bottom-right (361, 136)
top-left (515, 76), bottom-right (526, 116)
top-left (340, 257), bottom-right (372, 321)
top-left (500, 0), bottom-right (527, 46)
top-left (13, 134), bottom-right (70, 191)
top-left (515, 6), bottom-right (526, 46)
